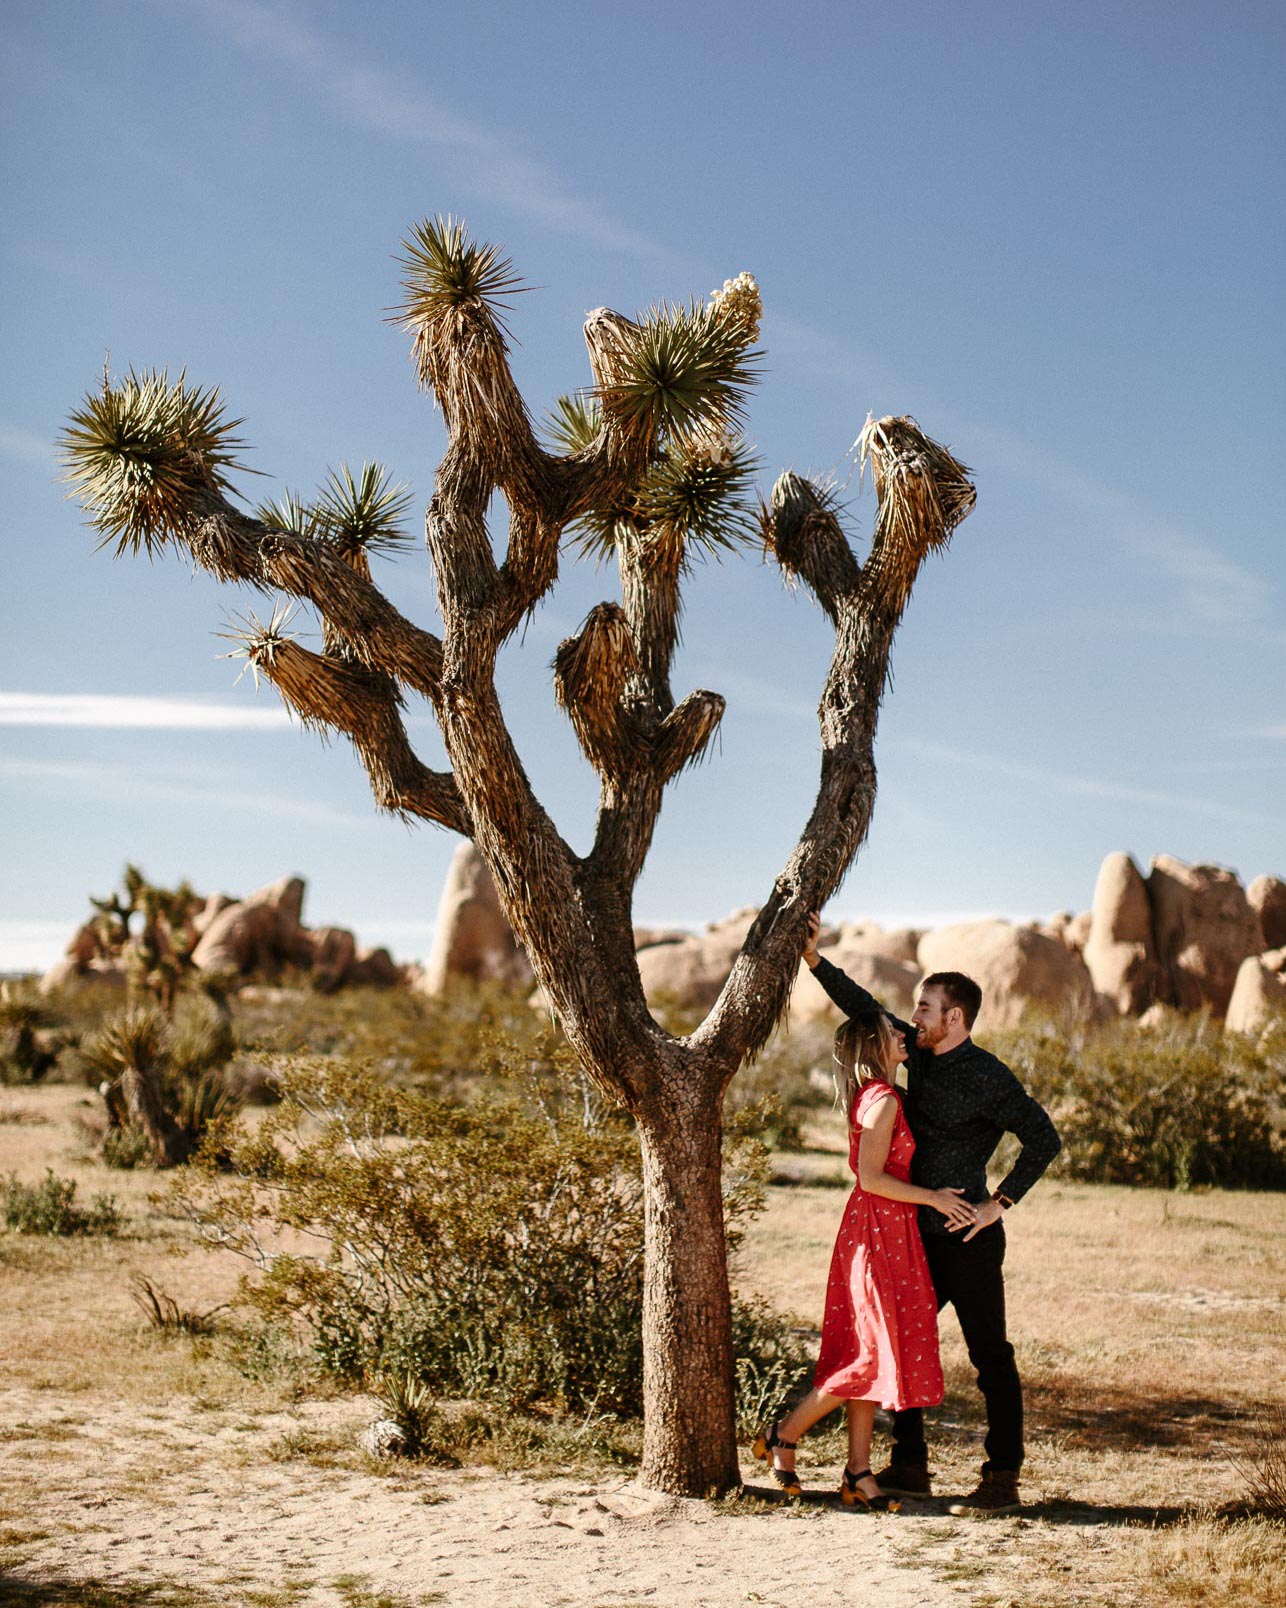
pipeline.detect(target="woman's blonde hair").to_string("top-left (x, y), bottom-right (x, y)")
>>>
top-left (832, 1009), bottom-right (895, 1111)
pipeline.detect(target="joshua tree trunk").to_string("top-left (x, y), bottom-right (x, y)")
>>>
top-left (63, 226), bottom-right (975, 1496)
top-left (119, 1061), bottom-right (189, 1168)
top-left (637, 1071), bottom-right (739, 1491)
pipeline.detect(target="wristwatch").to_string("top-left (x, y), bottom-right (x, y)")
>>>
top-left (991, 1191), bottom-right (1015, 1210)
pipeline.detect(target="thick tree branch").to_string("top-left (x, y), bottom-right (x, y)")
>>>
top-left (174, 489), bottom-right (447, 704)
top-left (693, 423), bottom-right (975, 1065)
top-left (245, 638), bottom-right (469, 834)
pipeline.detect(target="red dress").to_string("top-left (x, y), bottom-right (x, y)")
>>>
top-left (812, 1082), bottom-right (944, 1409)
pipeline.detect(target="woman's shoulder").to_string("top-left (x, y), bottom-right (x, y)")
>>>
top-left (855, 1080), bottom-right (901, 1113)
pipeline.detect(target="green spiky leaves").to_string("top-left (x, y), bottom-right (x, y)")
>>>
top-left (61, 368), bottom-right (251, 557)
top-left (395, 214), bottom-right (527, 401)
top-left (543, 392), bottom-right (601, 457)
top-left (598, 299), bottom-right (761, 452)
top-left (568, 433), bottom-right (760, 568)
top-left (256, 463), bottom-right (413, 563)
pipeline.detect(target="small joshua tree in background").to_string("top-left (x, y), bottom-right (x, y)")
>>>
top-left (89, 862), bottom-right (203, 1012)
top-left (62, 219), bottom-right (974, 1493)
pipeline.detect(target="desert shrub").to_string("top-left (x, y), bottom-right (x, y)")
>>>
top-left (232, 979), bottom-right (550, 1099)
top-left (723, 1019), bottom-right (834, 1150)
top-left (76, 1000), bottom-right (242, 1167)
top-left (731, 1298), bottom-right (815, 1437)
top-left (985, 1014), bottom-right (1286, 1190)
top-left (0, 995), bottom-right (67, 1085)
top-left (184, 1049), bottom-right (774, 1419)
top-left (2, 1169), bottom-right (120, 1236)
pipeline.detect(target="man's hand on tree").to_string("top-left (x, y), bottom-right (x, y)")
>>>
top-left (803, 910), bottom-right (822, 969)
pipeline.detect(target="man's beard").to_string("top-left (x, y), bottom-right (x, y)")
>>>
top-left (916, 1020), bottom-right (948, 1050)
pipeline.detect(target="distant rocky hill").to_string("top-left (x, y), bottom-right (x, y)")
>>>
top-left (42, 849), bottom-right (1285, 1034)
top-left (423, 843), bottom-right (1286, 1036)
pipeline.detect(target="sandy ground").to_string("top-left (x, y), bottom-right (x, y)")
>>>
top-left (0, 1386), bottom-right (1000, 1607)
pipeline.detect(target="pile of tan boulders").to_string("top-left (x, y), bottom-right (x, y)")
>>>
top-left (421, 847), bottom-right (1284, 1036)
top-left (40, 874), bottom-right (401, 994)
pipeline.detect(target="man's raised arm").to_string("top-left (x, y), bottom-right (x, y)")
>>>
top-left (803, 910), bottom-right (909, 1030)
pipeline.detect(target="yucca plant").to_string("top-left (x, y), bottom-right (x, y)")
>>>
top-left (80, 1002), bottom-right (240, 1168)
top-left (64, 217), bottom-right (975, 1495)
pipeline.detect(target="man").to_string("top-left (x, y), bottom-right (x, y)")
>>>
top-left (803, 912), bottom-right (1061, 1515)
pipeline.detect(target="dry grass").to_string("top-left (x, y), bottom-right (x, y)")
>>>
top-left (0, 1085), bottom-right (1282, 1607)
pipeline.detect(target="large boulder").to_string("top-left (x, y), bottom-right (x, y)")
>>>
top-left (1248, 875), bottom-right (1286, 951)
top-left (420, 842), bottom-right (534, 995)
top-left (38, 920), bottom-right (103, 992)
top-left (1225, 949), bottom-right (1286, 1036)
top-left (191, 875), bottom-right (307, 976)
top-left (635, 909), bottom-right (758, 1014)
top-left (1146, 856), bottom-right (1261, 1015)
top-left (790, 949), bottom-right (921, 1024)
top-left (191, 900), bottom-right (287, 975)
top-left (307, 926), bottom-right (358, 993)
top-left (830, 921), bottom-right (922, 967)
top-left (915, 920), bottom-right (1095, 1029)
top-left (1083, 852), bottom-right (1163, 1015)
top-left (348, 946), bottom-right (402, 988)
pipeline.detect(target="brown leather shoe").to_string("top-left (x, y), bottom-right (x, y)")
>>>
top-left (873, 1461), bottom-right (932, 1496)
top-left (947, 1468), bottom-right (1021, 1516)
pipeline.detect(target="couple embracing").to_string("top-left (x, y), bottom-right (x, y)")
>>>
top-left (753, 912), bottom-right (1061, 1515)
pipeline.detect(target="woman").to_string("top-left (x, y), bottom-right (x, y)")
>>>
top-left (754, 1008), bottom-right (975, 1508)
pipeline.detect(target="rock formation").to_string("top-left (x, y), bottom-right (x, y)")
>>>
top-left (1248, 875), bottom-right (1286, 952)
top-left (1146, 856), bottom-right (1261, 1015)
top-left (1083, 852), bottom-right (1163, 1014)
top-left (419, 842), bottom-right (535, 996)
top-left (1225, 948), bottom-right (1286, 1036)
top-left (916, 920), bottom-right (1095, 1029)
top-left (42, 873), bottom-right (395, 993)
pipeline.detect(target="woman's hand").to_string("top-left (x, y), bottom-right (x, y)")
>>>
top-left (930, 1188), bottom-right (976, 1232)
top-left (803, 909), bottom-right (822, 968)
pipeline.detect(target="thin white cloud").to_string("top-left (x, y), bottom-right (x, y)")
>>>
top-left (0, 424), bottom-right (54, 470)
top-left (0, 755), bottom-right (370, 829)
top-left (0, 692), bottom-right (293, 730)
top-left (888, 737), bottom-right (1282, 830)
top-left (179, 0), bottom-right (668, 261)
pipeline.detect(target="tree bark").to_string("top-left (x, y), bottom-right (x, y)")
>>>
top-left (636, 1071), bottom-right (740, 1495)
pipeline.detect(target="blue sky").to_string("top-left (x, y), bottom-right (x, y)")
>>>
top-left (2, 0), bottom-right (1282, 971)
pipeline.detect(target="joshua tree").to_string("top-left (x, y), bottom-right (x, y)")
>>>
top-left (62, 218), bottom-right (974, 1495)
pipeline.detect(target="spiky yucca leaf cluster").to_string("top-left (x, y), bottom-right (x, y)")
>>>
top-left (61, 369), bottom-right (249, 556)
top-left (216, 600), bottom-right (302, 691)
top-left (635, 434), bottom-right (761, 559)
top-left (599, 299), bottom-right (760, 452)
top-left (256, 463), bottom-right (412, 565)
top-left (395, 214), bottom-right (527, 421)
top-left (858, 414), bottom-right (975, 554)
top-left (568, 435), bottom-right (760, 568)
top-left (543, 392), bottom-right (601, 456)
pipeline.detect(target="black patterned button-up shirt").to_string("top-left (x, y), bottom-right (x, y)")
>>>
top-left (811, 956), bottom-right (1062, 1237)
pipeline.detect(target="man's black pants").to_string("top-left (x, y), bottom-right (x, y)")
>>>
top-left (891, 1221), bottom-right (1024, 1473)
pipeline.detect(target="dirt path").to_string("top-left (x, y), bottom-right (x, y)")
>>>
top-left (1, 1387), bottom-right (991, 1607)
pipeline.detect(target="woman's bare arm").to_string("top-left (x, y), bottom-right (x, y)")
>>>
top-left (857, 1092), bottom-right (975, 1230)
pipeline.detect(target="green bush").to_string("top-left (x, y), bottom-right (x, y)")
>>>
top-left (185, 1049), bottom-right (775, 1419)
top-left (985, 1014), bottom-right (1286, 1190)
top-left (2, 1169), bottom-right (120, 1235)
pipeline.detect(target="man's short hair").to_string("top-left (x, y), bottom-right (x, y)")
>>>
top-left (922, 970), bottom-right (983, 1030)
